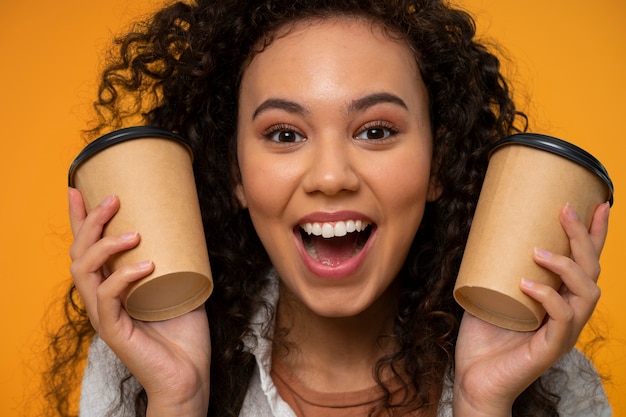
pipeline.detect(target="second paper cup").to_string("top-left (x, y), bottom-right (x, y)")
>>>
top-left (69, 126), bottom-right (213, 321)
top-left (454, 133), bottom-right (613, 331)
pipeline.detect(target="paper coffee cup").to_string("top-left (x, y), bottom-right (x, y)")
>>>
top-left (454, 133), bottom-right (614, 331)
top-left (68, 126), bottom-right (213, 321)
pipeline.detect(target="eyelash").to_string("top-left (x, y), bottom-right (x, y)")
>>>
top-left (261, 120), bottom-right (399, 143)
top-left (262, 123), bottom-right (306, 143)
top-left (355, 121), bottom-right (399, 141)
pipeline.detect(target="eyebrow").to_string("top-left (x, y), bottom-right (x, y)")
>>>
top-left (251, 92), bottom-right (408, 120)
top-left (252, 99), bottom-right (308, 120)
top-left (348, 92), bottom-right (408, 113)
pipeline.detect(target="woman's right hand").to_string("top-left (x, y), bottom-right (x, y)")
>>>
top-left (68, 188), bottom-right (211, 417)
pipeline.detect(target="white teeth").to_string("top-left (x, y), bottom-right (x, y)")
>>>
top-left (300, 220), bottom-right (370, 239)
top-left (334, 221), bottom-right (347, 237)
top-left (311, 223), bottom-right (322, 236)
top-left (322, 223), bottom-right (334, 238)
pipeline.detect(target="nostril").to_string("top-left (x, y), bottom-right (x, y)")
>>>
top-left (302, 160), bottom-right (360, 196)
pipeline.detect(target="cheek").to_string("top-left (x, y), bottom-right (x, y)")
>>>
top-left (239, 158), bottom-right (298, 221)
top-left (381, 163), bottom-right (431, 264)
top-left (385, 181), bottom-right (429, 242)
top-left (372, 155), bottom-right (432, 215)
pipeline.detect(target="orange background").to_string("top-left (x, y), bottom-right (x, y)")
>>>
top-left (0, 1), bottom-right (624, 416)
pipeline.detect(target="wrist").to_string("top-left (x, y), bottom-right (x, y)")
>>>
top-left (145, 379), bottom-right (209, 417)
top-left (146, 396), bottom-right (208, 417)
top-left (452, 383), bottom-right (513, 417)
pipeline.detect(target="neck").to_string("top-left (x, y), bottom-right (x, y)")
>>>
top-left (274, 281), bottom-right (398, 392)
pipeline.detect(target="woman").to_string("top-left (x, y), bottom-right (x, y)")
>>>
top-left (47, 0), bottom-right (611, 416)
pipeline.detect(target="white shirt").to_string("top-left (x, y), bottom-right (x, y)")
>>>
top-left (80, 276), bottom-right (612, 416)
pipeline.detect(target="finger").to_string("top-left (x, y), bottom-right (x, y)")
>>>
top-left (525, 249), bottom-right (600, 337)
top-left (96, 260), bottom-right (154, 334)
top-left (560, 204), bottom-right (603, 281)
top-left (532, 248), bottom-right (599, 297)
top-left (520, 278), bottom-right (577, 353)
top-left (71, 232), bottom-right (141, 287)
top-left (72, 232), bottom-right (141, 278)
top-left (587, 202), bottom-right (610, 255)
top-left (68, 187), bottom-right (87, 237)
top-left (71, 232), bottom-right (141, 324)
top-left (70, 194), bottom-right (119, 261)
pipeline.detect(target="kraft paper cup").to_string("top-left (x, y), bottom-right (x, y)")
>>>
top-left (454, 133), bottom-right (614, 331)
top-left (68, 126), bottom-right (213, 321)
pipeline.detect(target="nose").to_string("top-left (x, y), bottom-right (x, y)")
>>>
top-left (301, 135), bottom-right (360, 196)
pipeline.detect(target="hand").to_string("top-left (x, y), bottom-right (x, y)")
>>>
top-left (453, 202), bottom-right (610, 417)
top-left (68, 188), bottom-right (211, 416)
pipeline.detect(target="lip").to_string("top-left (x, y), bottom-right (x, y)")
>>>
top-left (293, 211), bottom-right (376, 280)
top-left (297, 210), bottom-right (373, 225)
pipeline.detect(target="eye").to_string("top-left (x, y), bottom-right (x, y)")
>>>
top-left (263, 124), bottom-right (306, 143)
top-left (355, 121), bottom-right (398, 141)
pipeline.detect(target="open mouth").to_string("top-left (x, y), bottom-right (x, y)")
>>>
top-left (298, 220), bottom-right (373, 267)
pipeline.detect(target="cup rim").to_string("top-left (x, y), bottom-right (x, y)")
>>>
top-left (68, 126), bottom-right (192, 187)
top-left (490, 133), bottom-right (614, 206)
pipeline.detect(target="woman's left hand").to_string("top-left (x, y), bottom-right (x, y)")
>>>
top-left (453, 202), bottom-right (610, 417)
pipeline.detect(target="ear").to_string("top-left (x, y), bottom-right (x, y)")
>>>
top-left (234, 183), bottom-right (248, 208)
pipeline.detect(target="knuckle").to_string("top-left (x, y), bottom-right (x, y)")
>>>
top-left (89, 318), bottom-right (99, 332)
top-left (97, 324), bottom-right (112, 341)
top-left (559, 256), bottom-right (577, 276)
top-left (562, 307), bottom-right (575, 324)
top-left (591, 263), bottom-right (601, 280)
top-left (80, 207), bottom-right (108, 233)
top-left (95, 281), bottom-right (109, 301)
top-left (69, 262), bottom-right (78, 277)
top-left (69, 244), bottom-right (79, 262)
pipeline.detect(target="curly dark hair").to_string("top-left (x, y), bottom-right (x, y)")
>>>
top-left (42, 0), bottom-right (578, 416)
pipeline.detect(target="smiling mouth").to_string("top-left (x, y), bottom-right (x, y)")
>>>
top-left (298, 220), bottom-right (373, 266)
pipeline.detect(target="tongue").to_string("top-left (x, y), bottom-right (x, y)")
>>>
top-left (311, 234), bottom-right (359, 266)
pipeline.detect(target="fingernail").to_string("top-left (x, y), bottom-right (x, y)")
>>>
top-left (120, 232), bottom-right (138, 241)
top-left (564, 202), bottom-right (579, 220)
top-left (520, 277), bottom-right (534, 289)
top-left (534, 247), bottom-right (553, 259)
top-left (137, 260), bottom-right (153, 269)
top-left (100, 194), bottom-right (116, 207)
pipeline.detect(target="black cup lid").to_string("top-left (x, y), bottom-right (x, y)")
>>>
top-left (68, 126), bottom-right (192, 187)
top-left (490, 133), bottom-right (614, 206)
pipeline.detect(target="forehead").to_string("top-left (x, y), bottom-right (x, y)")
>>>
top-left (240, 17), bottom-right (423, 105)
top-left (249, 16), bottom-right (416, 66)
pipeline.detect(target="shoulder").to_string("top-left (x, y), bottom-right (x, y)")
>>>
top-left (544, 348), bottom-right (611, 417)
top-left (80, 334), bottom-right (141, 416)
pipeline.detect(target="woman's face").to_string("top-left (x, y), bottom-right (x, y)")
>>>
top-left (236, 18), bottom-right (438, 318)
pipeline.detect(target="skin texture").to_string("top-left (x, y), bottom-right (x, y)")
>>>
top-left (68, 17), bottom-right (610, 417)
